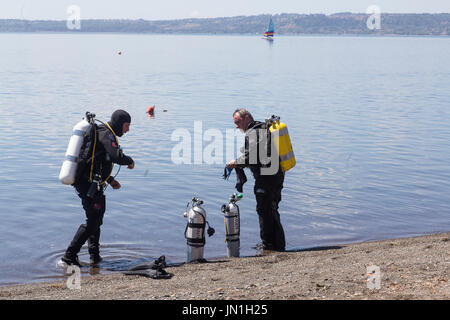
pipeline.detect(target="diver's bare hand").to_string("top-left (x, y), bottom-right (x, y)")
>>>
top-left (110, 180), bottom-right (121, 189)
top-left (227, 160), bottom-right (236, 169)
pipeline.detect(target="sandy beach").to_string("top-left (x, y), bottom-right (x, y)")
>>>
top-left (0, 232), bottom-right (448, 300)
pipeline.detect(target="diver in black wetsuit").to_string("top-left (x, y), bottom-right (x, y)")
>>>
top-left (61, 110), bottom-right (135, 266)
top-left (227, 108), bottom-right (286, 251)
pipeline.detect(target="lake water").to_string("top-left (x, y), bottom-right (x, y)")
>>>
top-left (0, 33), bottom-right (449, 285)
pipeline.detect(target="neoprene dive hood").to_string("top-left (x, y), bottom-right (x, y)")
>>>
top-left (108, 109), bottom-right (131, 137)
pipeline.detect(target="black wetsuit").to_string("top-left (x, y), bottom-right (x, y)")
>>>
top-left (235, 120), bottom-right (286, 251)
top-left (64, 110), bottom-right (133, 261)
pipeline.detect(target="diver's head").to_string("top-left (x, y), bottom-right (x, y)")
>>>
top-left (233, 108), bottom-right (253, 133)
top-left (109, 109), bottom-right (131, 137)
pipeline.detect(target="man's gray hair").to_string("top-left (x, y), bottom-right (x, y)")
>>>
top-left (233, 108), bottom-right (254, 121)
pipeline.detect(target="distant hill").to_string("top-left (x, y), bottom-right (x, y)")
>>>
top-left (0, 13), bottom-right (449, 35)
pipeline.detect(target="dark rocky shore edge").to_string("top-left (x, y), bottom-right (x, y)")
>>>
top-left (0, 232), bottom-right (448, 300)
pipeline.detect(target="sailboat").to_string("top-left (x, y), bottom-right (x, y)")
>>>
top-left (263, 17), bottom-right (274, 40)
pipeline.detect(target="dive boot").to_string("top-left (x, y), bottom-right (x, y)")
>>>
top-left (60, 254), bottom-right (83, 267)
top-left (90, 254), bottom-right (103, 265)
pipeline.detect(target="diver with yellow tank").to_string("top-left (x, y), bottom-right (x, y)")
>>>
top-left (226, 109), bottom-right (295, 251)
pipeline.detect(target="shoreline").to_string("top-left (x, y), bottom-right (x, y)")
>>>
top-left (0, 232), bottom-right (448, 300)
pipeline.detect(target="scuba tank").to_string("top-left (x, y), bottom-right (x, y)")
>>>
top-left (183, 197), bottom-right (215, 262)
top-left (266, 115), bottom-right (296, 173)
top-left (221, 193), bottom-right (242, 257)
top-left (59, 112), bottom-right (96, 185)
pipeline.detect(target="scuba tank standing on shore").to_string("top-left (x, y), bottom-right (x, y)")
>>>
top-left (221, 193), bottom-right (242, 257)
top-left (184, 197), bottom-right (215, 262)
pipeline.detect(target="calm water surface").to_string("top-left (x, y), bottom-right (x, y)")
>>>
top-left (0, 33), bottom-right (449, 285)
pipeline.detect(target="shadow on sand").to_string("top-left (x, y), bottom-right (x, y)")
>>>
top-left (286, 245), bottom-right (343, 253)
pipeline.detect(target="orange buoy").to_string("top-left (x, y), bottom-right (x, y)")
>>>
top-left (146, 105), bottom-right (155, 117)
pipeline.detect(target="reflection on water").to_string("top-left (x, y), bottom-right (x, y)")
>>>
top-left (0, 34), bottom-right (449, 285)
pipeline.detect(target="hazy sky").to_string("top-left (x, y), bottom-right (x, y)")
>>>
top-left (3, 0), bottom-right (450, 20)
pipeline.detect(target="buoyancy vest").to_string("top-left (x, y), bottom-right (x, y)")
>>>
top-left (73, 124), bottom-right (115, 186)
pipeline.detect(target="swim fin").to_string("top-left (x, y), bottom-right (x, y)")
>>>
top-left (123, 255), bottom-right (173, 279)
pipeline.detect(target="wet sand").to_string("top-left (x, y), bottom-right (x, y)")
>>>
top-left (0, 232), bottom-right (448, 300)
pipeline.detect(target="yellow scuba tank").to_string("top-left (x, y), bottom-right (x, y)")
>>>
top-left (267, 115), bottom-right (296, 172)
